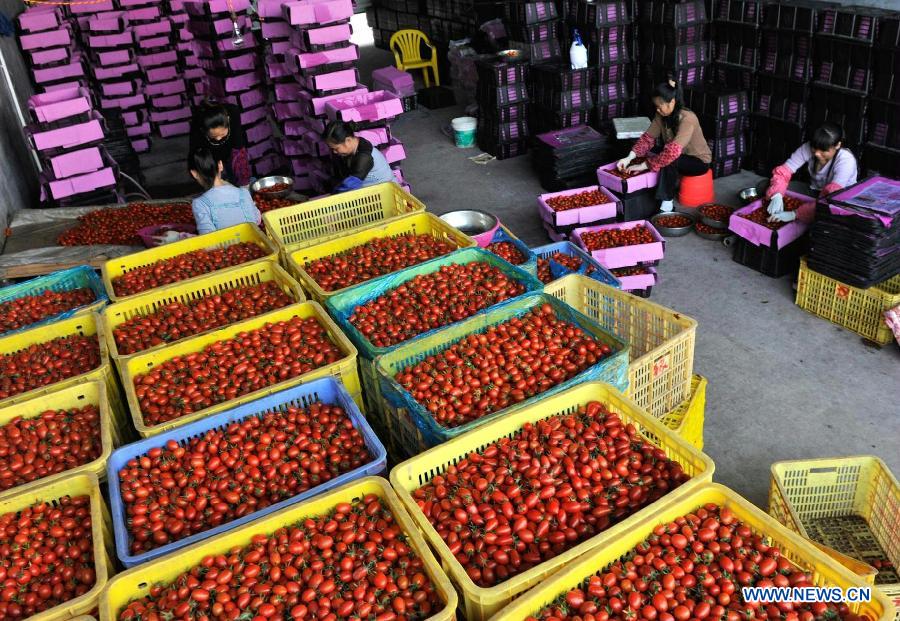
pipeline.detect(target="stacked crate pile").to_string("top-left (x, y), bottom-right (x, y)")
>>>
top-left (256, 0), bottom-right (296, 179)
top-left (476, 56), bottom-right (531, 160)
top-left (708, 0), bottom-right (762, 95)
top-left (863, 12), bottom-right (900, 178)
top-left (684, 85), bottom-right (750, 178)
top-left (529, 63), bottom-right (593, 134)
top-left (637, 0), bottom-right (709, 95)
top-left (503, 1), bottom-right (564, 66)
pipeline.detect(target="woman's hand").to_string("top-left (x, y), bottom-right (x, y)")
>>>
top-left (767, 210), bottom-right (797, 223)
top-left (617, 151), bottom-right (636, 171)
top-left (767, 193), bottom-right (784, 215)
top-left (627, 161), bottom-right (649, 174)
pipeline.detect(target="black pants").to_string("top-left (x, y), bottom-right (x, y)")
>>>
top-left (655, 154), bottom-right (710, 201)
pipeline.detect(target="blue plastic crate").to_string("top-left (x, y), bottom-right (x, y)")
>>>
top-left (107, 377), bottom-right (387, 567)
top-left (0, 265), bottom-right (108, 336)
top-left (532, 241), bottom-right (622, 287)
top-left (487, 227), bottom-right (538, 276)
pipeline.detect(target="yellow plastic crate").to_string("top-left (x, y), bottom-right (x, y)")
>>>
top-left (262, 181), bottom-right (425, 250)
top-left (0, 472), bottom-right (114, 621)
top-left (101, 260), bottom-right (305, 362)
top-left (121, 301), bottom-right (361, 437)
top-left (389, 381), bottom-right (715, 621)
top-left (796, 258), bottom-right (900, 345)
top-left (101, 223), bottom-right (278, 301)
top-left (492, 483), bottom-right (894, 621)
top-left (769, 456), bottom-right (900, 618)
top-left (545, 274), bottom-right (697, 417)
top-left (660, 374), bottom-right (706, 450)
top-left (813, 541), bottom-right (879, 585)
top-left (99, 477), bottom-right (457, 621)
top-left (285, 212), bottom-right (476, 303)
top-left (0, 381), bottom-right (114, 498)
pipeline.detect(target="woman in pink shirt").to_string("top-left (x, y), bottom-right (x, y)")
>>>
top-left (765, 122), bottom-right (858, 224)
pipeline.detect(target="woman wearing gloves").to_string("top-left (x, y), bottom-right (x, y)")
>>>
top-left (322, 120), bottom-right (394, 193)
top-left (764, 122), bottom-right (858, 224)
top-left (617, 79), bottom-right (712, 213)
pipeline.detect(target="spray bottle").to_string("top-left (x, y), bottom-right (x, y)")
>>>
top-left (570, 28), bottom-right (588, 70)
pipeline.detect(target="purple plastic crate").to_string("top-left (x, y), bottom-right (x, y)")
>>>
top-left (614, 266), bottom-right (658, 292)
top-left (573, 220), bottom-right (666, 269)
top-left (133, 21), bottom-right (172, 39)
top-left (258, 0), bottom-right (287, 18)
top-left (380, 140), bottom-right (406, 164)
top-left (325, 90), bottom-right (402, 123)
top-left (275, 82), bottom-right (301, 102)
top-left (288, 44), bottom-right (358, 71)
top-left (246, 121), bottom-right (274, 145)
top-left (283, 0), bottom-right (353, 26)
top-left (88, 32), bottom-right (133, 48)
top-left (303, 22), bottom-right (353, 47)
top-left (205, 70), bottom-right (264, 95)
top-left (138, 50), bottom-right (178, 70)
top-left (46, 166), bottom-right (116, 200)
top-left (195, 33), bottom-right (258, 58)
top-left (88, 12), bottom-right (127, 34)
top-left (69, 0), bottom-right (114, 13)
top-left (20, 28), bottom-right (71, 51)
top-left (126, 5), bottom-right (161, 22)
top-left (253, 152), bottom-right (285, 177)
top-left (28, 47), bottom-right (72, 66)
top-left (101, 80), bottom-right (140, 98)
top-left (240, 105), bottom-right (269, 127)
top-left (260, 19), bottom-right (292, 41)
top-left (184, 0), bottom-right (251, 16)
top-left (728, 191), bottom-right (812, 249)
top-left (145, 65), bottom-right (180, 83)
top-left (248, 138), bottom-right (276, 161)
top-left (298, 68), bottom-right (360, 94)
top-left (29, 94), bottom-right (91, 125)
top-left (18, 7), bottom-right (62, 33)
top-left (137, 35), bottom-right (173, 51)
top-left (539, 185), bottom-right (619, 227)
top-left (126, 122), bottom-right (152, 138)
top-left (156, 120), bottom-right (191, 138)
top-left (95, 49), bottom-right (133, 67)
top-left (222, 88), bottom-right (266, 110)
top-left (94, 63), bottom-right (139, 82)
top-left (357, 127), bottom-right (392, 147)
top-left (101, 93), bottom-right (147, 111)
top-left (198, 53), bottom-right (259, 74)
top-left (597, 160), bottom-right (660, 194)
top-left (34, 59), bottom-right (84, 85)
top-left (299, 86), bottom-right (368, 116)
top-left (48, 146), bottom-right (103, 179)
top-left (273, 101), bottom-right (304, 122)
top-left (146, 79), bottom-right (187, 97)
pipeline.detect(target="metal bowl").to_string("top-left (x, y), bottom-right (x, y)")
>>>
top-left (439, 210), bottom-right (500, 237)
top-left (251, 175), bottom-right (294, 198)
top-left (651, 212), bottom-right (697, 237)
top-left (697, 204), bottom-right (735, 230)
top-left (694, 225), bottom-right (730, 241)
top-left (738, 186), bottom-right (760, 205)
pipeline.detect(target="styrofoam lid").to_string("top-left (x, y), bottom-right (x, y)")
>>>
top-left (613, 116), bottom-right (652, 139)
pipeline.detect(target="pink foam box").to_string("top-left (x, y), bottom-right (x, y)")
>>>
top-left (88, 12), bottom-right (127, 33)
top-left (356, 127), bottom-right (391, 147)
top-left (266, 61), bottom-right (290, 81)
top-left (100, 93), bottom-right (146, 111)
top-left (145, 65), bottom-right (180, 83)
top-left (538, 185), bottom-right (619, 228)
top-left (185, 0), bottom-right (251, 15)
top-left (281, 137), bottom-right (306, 157)
top-left (205, 70), bottom-right (263, 95)
top-left (18, 8), bottom-right (62, 33)
top-left (258, 0), bottom-right (290, 18)
top-left (150, 107), bottom-right (191, 123)
top-left (283, 0), bottom-right (353, 25)
top-left (291, 44), bottom-right (358, 70)
top-left (269, 39), bottom-right (292, 55)
top-left (248, 139), bottom-right (275, 161)
top-left (151, 93), bottom-right (185, 109)
top-left (29, 94), bottom-right (91, 124)
top-left (261, 19), bottom-right (292, 40)
top-left (48, 146), bottom-right (104, 179)
top-left (139, 50), bottom-right (179, 69)
top-left (188, 14), bottom-right (250, 38)
top-left (157, 121), bottom-right (191, 137)
top-left (301, 68), bottom-right (359, 93)
top-left (573, 220), bottom-right (666, 270)
top-left (40, 81), bottom-right (84, 95)
top-left (69, 0), bottom-right (115, 14)
top-left (247, 121), bottom-right (274, 145)
top-left (95, 63), bottom-right (140, 81)
top-left (126, 6), bottom-right (161, 21)
top-left (198, 52), bottom-right (258, 73)
top-left (615, 267), bottom-right (658, 293)
top-left (597, 161), bottom-right (659, 195)
top-left (131, 137), bottom-right (151, 152)
top-left (133, 20), bottom-right (172, 39)
top-left (240, 105), bottom-right (269, 127)
top-left (371, 66), bottom-right (413, 91)
top-left (34, 59), bottom-right (85, 85)
top-left (89, 32), bottom-right (134, 48)
top-left (145, 78), bottom-right (187, 97)
top-left (184, 67), bottom-right (204, 81)
top-left (728, 191), bottom-right (812, 249)
top-left (380, 140), bottom-right (406, 165)
top-left (137, 35), bottom-right (173, 50)
top-left (275, 82), bottom-right (301, 102)
top-left (273, 101), bottom-right (303, 122)
top-left (325, 90), bottom-right (403, 123)
top-left (20, 28), bottom-right (71, 51)
top-left (306, 22), bottom-right (353, 46)
top-left (290, 155), bottom-right (315, 177)
top-left (28, 47), bottom-right (72, 66)
top-left (126, 122), bottom-right (152, 137)
top-left (96, 49), bottom-right (134, 67)
top-left (223, 88), bottom-right (266, 110)
top-left (301, 86), bottom-right (368, 116)
top-left (100, 79), bottom-right (140, 97)
top-left (283, 120), bottom-right (305, 139)
top-left (47, 166), bottom-right (116, 200)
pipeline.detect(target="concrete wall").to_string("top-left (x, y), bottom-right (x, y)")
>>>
top-left (831, 0), bottom-right (899, 9)
top-left (0, 0), bottom-right (38, 234)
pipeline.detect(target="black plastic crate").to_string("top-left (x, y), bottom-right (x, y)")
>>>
top-left (536, 88), bottom-right (593, 111)
top-left (594, 62), bottom-right (632, 86)
top-left (401, 94), bottom-right (417, 112)
top-left (608, 186), bottom-right (658, 222)
top-left (698, 113), bottom-right (749, 138)
top-left (529, 105), bottom-right (592, 133)
top-left (594, 80), bottom-right (631, 103)
top-left (639, 0), bottom-right (707, 27)
top-left (711, 24), bottom-right (761, 69)
top-left (749, 116), bottom-right (806, 173)
top-left (871, 47), bottom-right (900, 101)
top-left (646, 42), bottom-right (709, 69)
top-left (758, 31), bottom-right (814, 82)
top-left (572, 0), bottom-right (631, 27)
top-left (712, 156), bottom-right (745, 178)
top-left (866, 99), bottom-right (900, 150)
top-left (714, 0), bottom-right (765, 26)
top-left (477, 116), bottom-right (530, 142)
top-left (753, 75), bottom-right (810, 125)
top-left (525, 39), bottom-right (565, 64)
top-left (475, 58), bottom-right (530, 86)
top-left (581, 23), bottom-right (631, 45)
top-left (684, 85), bottom-right (750, 119)
top-left (507, 21), bottom-right (560, 43)
top-left (812, 38), bottom-right (873, 94)
top-left (874, 13), bottom-right (900, 48)
top-left (587, 39), bottom-right (631, 66)
top-left (477, 82), bottom-right (531, 106)
top-left (709, 63), bottom-right (757, 93)
top-left (477, 135), bottom-right (530, 159)
top-left (708, 133), bottom-right (749, 159)
top-left (807, 86), bottom-right (868, 148)
top-left (861, 143), bottom-right (900, 178)
top-left (594, 99), bottom-right (636, 127)
top-left (484, 102), bottom-right (530, 123)
top-left (732, 235), bottom-right (808, 278)
top-left (532, 63), bottom-right (592, 92)
top-left (762, 0), bottom-right (831, 34)
top-left (638, 23), bottom-right (707, 46)
top-left (817, 6), bottom-right (895, 44)
top-left (502, 1), bottom-right (558, 25)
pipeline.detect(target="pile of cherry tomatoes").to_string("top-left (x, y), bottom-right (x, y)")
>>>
top-left (411, 401), bottom-right (690, 587)
top-left (118, 401), bottom-right (373, 554)
top-left (580, 226), bottom-right (656, 250)
top-left (655, 215), bottom-right (693, 229)
top-left (110, 242), bottom-right (268, 297)
top-left (606, 158), bottom-right (649, 179)
top-left (610, 266), bottom-right (652, 277)
top-left (537, 253), bottom-right (597, 284)
top-left (112, 281), bottom-right (294, 355)
top-left (0, 288), bottom-right (96, 335)
top-left (698, 204), bottom-right (734, 223)
top-left (0, 334), bottom-right (101, 401)
top-left (349, 262), bottom-right (526, 348)
top-left (58, 202), bottom-right (194, 246)
top-left (487, 241), bottom-right (528, 265)
top-left (546, 189), bottom-right (614, 213)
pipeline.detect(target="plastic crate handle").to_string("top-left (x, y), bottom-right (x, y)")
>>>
top-left (805, 466), bottom-right (841, 487)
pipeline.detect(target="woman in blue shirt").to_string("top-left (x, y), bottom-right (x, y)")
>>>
top-left (189, 147), bottom-right (261, 235)
top-left (322, 120), bottom-right (394, 193)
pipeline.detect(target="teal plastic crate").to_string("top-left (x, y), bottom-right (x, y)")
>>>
top-left (487, 227), bottom-right (538, 276)
top-left (531, 241), bottom-right (621, 286)
top-left (0, 266), bottom-right (107, 336)
top-left (374, 292), bottom-right (629, 457)
top-left (325, 247), bottom-right (543, 454)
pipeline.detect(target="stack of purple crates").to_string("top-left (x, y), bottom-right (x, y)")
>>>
top-left (17, 6), bottom-right (87, 94)
top-left (637, 0), bottom-right (709, 92)
top-left (475, 55), bottom-right (531, 160)
top-left (709, 0), bottom-right (762, 96)
top-left (684, 85), bottom-right (750, 178)
top-left (566, 0), bottom-right (634, 130)
top-left (863, 11), bottom-right (900, 178)
top-left (503, 1), bottom-right (564, 66)
top-left (257, 0), bottom-right (297, 179)
top-left (369, 66), bottom-right (412, 185)
top-left (186, 0), bottom-right (276, 180)
top-left (529, 63), bottom-right (593, 134)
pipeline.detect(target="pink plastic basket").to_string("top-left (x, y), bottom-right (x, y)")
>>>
top-left (539, 185), bottom-right (619, 228)
top-left (614, 267), bottom-right (658, 292)
top-left (597, 161), bottom-right (660, 194)
top-left (325, 90), bottom-right (403, 123)
top-left (137, 224), bottom-right (198, 248)
top-left (728, 191), bottom-right (812, 249)
top-left (573, 220), bottom-right (666, 269)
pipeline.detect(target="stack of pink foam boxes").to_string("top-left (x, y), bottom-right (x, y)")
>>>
top-left (26, 87), bottom-right (121, 206)
top-left (187, 0), bottom-right (277, 178)
top-left (369, 66), bottom-right (412, 189)
top-left (17, 6), bottom-right (88, 94)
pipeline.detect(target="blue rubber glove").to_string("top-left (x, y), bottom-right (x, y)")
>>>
top-left (767, 210), bottom-right (797, 223)
top-left (335, 176), bottom-right (364, 193)
top-left (767, 193), bottom-right (784, 215)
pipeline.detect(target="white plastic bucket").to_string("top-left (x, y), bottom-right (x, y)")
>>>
top-left (451, 116), bottom-right (477, 148)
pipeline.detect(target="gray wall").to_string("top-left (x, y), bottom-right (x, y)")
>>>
top-left (0, 0), bottom-right (38, 234)
top-left (831, 0), bottom-right (900, 9)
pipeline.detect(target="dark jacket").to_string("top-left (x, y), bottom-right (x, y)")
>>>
top-left (189, 103), bottom-right (251, 186)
